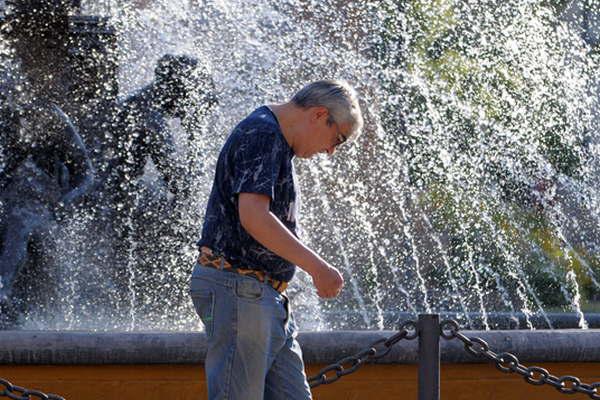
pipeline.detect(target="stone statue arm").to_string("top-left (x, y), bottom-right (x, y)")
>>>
top-left (0, 107), bottom-right (27, 191)
top-left (110, 97), bottom-right (149, 182)
top-left (199, 83), bottom-right (219, 110)
top-left (149, 122), bottom-right (180, 196)
top-left (51, 104), bottom-right (96, 206)
top-left (0, 149), bottom-right (27, 192)
top-left (182, 81), bottom-right (218, 141)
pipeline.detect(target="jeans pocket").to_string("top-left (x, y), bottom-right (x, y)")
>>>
top-left (235, 278), bottom-right (264, 301)
top-left (191, 290), bottom-right (215, 338)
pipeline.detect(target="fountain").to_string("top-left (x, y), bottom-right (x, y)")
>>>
top-left (1, 0), bottom-right (600, 398)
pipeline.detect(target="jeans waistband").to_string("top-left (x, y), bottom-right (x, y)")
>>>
top-left (197, 247), bottom-right (288, 293)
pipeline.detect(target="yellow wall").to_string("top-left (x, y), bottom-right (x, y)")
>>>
top-left (2, 363), bottom-right (600, 399)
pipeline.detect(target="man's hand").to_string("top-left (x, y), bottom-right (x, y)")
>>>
top-left (310, 262), bottom-right (344, 299)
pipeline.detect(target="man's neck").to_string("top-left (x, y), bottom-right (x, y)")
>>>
top-left (267, 102), bottom-right (300, 151)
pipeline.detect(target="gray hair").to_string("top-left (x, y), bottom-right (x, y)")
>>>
top-left (291, 80), bottom-right (364, 142)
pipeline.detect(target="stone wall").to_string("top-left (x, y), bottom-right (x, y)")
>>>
top-left (1, 330), bottom-right (600, 399)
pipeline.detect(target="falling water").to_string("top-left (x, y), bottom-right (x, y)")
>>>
top-left (0, 0), bottom-right (599, 331)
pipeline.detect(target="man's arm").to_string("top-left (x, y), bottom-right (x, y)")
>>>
top-left (238, 192), bottom-right (344, 298)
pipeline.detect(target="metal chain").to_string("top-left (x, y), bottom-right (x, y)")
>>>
top-left (440, 320), bottom-right (600, 399)
top-left (308, 320), bottom-right (418, 388)
top-left (0, 378), bottom-right (65, 400)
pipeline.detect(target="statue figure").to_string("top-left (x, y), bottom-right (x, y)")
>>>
top-left (107, 54), bottom-right (217, 316)
top-left (0, 0), bottom-right (130, 326)
top-left (110, 53), bottom-right (216, 204)
top-left (0, 98), bottom-right (95, 328)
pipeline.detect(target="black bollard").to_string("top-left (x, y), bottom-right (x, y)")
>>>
top-left (418, 314), bottom-right (440, 400)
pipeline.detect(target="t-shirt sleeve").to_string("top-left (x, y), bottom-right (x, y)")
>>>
top-left (230, 126), bottom-right (282, 199)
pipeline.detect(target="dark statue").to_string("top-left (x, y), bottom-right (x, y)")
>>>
top-left (111, 54), bottom-right (203, 204)
top-left (0, 100), bottom-right (95, 326)
top-left (0, 1), bottom-right (217, 328)
top-left (107, 54), bottom-right (217, 315)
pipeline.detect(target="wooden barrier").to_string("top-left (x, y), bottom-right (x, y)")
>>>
top-left (2, 362), bottom-right (600, 399)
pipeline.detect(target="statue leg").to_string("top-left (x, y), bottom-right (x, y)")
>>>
top-left (0, 206), bottom-right (49, 329)
top-left (0, 210), bottom-right (35, 298)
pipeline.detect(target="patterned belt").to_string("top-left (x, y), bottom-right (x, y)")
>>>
top-left (197, 247), bottom-right (288, 293)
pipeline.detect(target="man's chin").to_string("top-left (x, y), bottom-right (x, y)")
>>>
top-left (298, 152), bottom-right (315, 159)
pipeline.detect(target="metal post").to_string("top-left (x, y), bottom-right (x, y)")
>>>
top-left (418, 314), bottom-right (440, 400)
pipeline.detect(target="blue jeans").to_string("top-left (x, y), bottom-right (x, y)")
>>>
top-left (189, 264), bottom-right (312, 400)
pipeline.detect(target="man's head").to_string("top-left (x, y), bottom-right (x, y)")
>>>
top-left (289, 80), bottom-right (363, 158)
top-left (154, 54), bottom-right (200, 118)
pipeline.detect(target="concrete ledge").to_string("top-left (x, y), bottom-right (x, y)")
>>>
top-left (2, 330), bottom-right (600, 365)
top-left (320, 312), bottom-right (600, 329)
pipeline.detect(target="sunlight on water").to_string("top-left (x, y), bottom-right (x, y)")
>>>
top-left (0, 0), bottom-right (599, 331)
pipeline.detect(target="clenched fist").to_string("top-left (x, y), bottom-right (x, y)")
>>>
top-left (310, 262), bottom-right (344, 298)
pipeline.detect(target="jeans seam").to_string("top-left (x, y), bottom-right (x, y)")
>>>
top-left (207, 290), bottom-right (216, 338)
top-left (190, 291), bottom-right (215, 338)
top-left (223, 288), bottom-right (238, 400)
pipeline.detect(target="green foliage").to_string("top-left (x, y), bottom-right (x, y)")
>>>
top-left (367, 0), bottom-right (600, 314)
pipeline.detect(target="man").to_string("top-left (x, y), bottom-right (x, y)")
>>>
top-left (190, 80), bottom-right (363, 399)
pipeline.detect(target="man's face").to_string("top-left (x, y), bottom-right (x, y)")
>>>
top-left (296, 107), bottom-right (350, 158)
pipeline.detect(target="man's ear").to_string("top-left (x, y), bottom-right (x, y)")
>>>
top-left (312, 106), bottom-right (329, 122)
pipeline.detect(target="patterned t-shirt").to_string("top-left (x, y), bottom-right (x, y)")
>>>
top-left (197, 106), bottom-right (298, 282)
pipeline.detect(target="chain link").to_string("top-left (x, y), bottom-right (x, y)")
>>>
top-left (4, 318), bottom-right (593, 397)
top-left (0, 320), bottom-right (419, 395)
top-left (440, 319), bottom-right (600, 399)
top-left (308, 320), bottom-right (418, 388)
top-left (0, 378), bottom-right (65, 400)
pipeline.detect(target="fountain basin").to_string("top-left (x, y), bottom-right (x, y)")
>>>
top-left (1, 330), bottom-right (600, 399)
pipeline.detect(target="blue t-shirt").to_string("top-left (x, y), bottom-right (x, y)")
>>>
top-left (198, 106), bottom-right (298, 282)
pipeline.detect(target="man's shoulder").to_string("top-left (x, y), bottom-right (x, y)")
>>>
top-left (234, 106), bottom-right (280, 136)
top-left (225, 107), bottom-right (282, 151)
